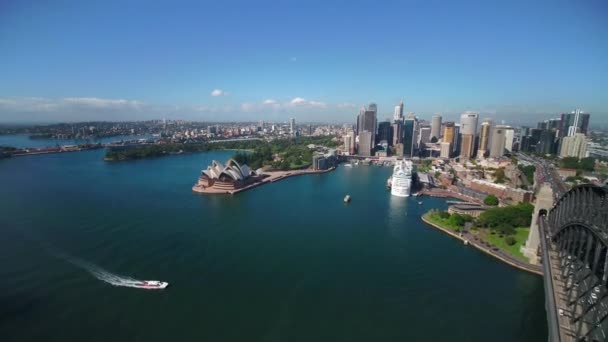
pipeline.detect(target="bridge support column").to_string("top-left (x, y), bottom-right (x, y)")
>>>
top-left (522, 183), bottom-right (554, 264)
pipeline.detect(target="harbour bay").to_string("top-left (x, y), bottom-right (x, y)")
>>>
top-left (0, 149), bottom-right (547, 341)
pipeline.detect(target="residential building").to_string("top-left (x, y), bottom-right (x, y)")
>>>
top-left (559, 133), bottom-right (588, 159)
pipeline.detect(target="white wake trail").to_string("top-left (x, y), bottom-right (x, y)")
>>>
top-left (56, 253), bottom-right (146, 288)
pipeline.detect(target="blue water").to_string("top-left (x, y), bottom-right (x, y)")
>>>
top-left (0, 149), bottom-right (547, 341)
top-left (0, 134), bottom-right (153, 148)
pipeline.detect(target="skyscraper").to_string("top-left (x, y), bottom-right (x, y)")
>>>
top-left (392, 122), bottom-right (403, 146)
top-left (418, 126), bottom-right (431, 145)
top-left (504, 127), bottom-right (515, 152)
top-left (459, 112), bottom-right (479, 158)
top-left (443, 122), bottom-right (455, 145)
top-left (356, 105), bottom-right (377, 155)
top-left (289, 118), bottom-right (296, 134)
top-left (358, 131), bottom-right (373, 156)
top-left (440, 142), bottom-right (451, 158)
top-left (393, 99), bottom-right (404, 122)
top-left (460, 134), bottom-right (475, 160)
top-left (477, 119), bottom-right (492, 158)
top-left (459, 112), bottom-right (479, 136)
top-left (489, 125), bottom-right (507, 158)
top-left (344, 134), bottom-right (355, 155)
top-left (431, 115), bottom-right (442, 141)
top-left (403, 114), bottom-right (417, 158)
top-left (560, 109), bottom-right (590, 137)
top-left (377, 121), bottom-right (393, 146)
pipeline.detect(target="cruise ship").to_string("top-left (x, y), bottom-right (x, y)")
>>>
top-left (388, 160), bottom-right (413, 197)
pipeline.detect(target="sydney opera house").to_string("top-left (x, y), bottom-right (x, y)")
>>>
top-left (195, 159), bottom-right (263, 192)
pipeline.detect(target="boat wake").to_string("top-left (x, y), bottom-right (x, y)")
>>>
top-left (53, 252), bottom-right (146, 289)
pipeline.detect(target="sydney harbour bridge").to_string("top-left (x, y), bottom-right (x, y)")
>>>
top-left (540, 184), bottom-right (608, 341)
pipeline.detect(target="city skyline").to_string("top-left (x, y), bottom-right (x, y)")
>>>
top-left (1, 1), bottom-right (607, 124)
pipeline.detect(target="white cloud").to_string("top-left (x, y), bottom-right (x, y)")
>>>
top-left (263, 99), bottom-right (278, 105)
top-left (288, 97), bottom-right (326, 108)
top-left (211, 89), bottom-right (228, 97)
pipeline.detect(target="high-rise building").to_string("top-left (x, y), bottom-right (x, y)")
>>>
top-left (559, 133), bottom-right (588, 159)
top-left (443, 122), bottom-right (455, 144)
top-left (453, 124), bottom-right (461, 154)
top-left (356, 105), bottom-right (377, 153)
top-left (418, 126), bottom-right (431, 146)
top-left (560, 109), bottom-right (590, 137)
top-left (489, 125), bottom-right (507, 158)
top-left (536, 130), bottom-right (557, 155)
top-left (344, 134), bottom-right (355, 155)
top-left (431, 115), bottom-right (442, 141)
top-left (460, 134), bottom-right (475, 160)
top-left (477, 119), bottom-right (492, 158)
top-left (392, 122), bottom-right (403, 146)
top-left (393, 99), bottom-right (404, 122)
top-left (440, 142), bottom-right (451, 159)
top-left (377, 121), bottom-right (393, 146)
top-left (504, 127), bottom-right (515, 152)
top-left (403, 115), bottom-right (417, 158)
top-left (290, 118), bottom-right (296, 134)
top-left (358, 131), bottom-right (373, 156)
top-left (459, 112), bottom-right (479, 136)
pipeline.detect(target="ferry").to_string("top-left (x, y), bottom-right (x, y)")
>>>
top-left (389, 160), bottom-right (413, 197)
top-left (134, 280), bottom-right (169, 290)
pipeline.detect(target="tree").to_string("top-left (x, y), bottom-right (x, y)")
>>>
top-left (505, 236), bottom-right (516, 246)
top-left (448, 213), bottom-right (466, 227)
top-left (484, 195), bottom-right (499, 206)
top-left (494, 168), bottom-right (506, 183)
top-left (438, 211), bottom-right (450, 219)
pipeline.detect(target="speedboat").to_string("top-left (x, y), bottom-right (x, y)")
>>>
top-left (134, 280), bottom-right (169, 289)
top-left (344, 163), bottom-right (353, 167)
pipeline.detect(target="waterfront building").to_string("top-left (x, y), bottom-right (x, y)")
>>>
top-left (477, 119), bottom-right (492, 158)
top-left (394, 143), bottom-right (404, 157)
top-left (489, 125), bottom-right (507, 158)
top-left (560, 109), bottom-right (590, 137)
top-left (343, 134), bottom-right (354, 155)
top-left (403, 114), bottom-right (417, 158)
top-left (358, 131), bottom-right (373, 156)
top-left (356, 105), bottom-right (377, 152)
top-left (197, 159), bottom-right (259, 191)
top-left (459, 134), bottom-right (475, 160)
top-left (559, 133), bottom-right (588, 159)
top-left (440, 142), bottom-right (451, 158)
top-left (431, 115), bottom-right (442, 141)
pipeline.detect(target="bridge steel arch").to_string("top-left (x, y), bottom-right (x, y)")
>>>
top-left (543, 184), bottom-right (608, 341)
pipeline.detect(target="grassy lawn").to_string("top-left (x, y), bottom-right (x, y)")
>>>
top-left (424, 212), bottom-right (462, 232)
top-left (482, 227), bottom-right (530, 262)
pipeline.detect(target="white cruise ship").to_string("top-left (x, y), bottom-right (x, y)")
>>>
top-left (388, 160), bottom-right (413, 197)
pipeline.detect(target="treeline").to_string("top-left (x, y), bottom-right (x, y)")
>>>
top-left (474, 202), bottom-right (534, 235)
top-left (560, 157), bottom-right (595, 172)
top-left (104, 140), bottom-right (267, 161)
top-left (104, 136), bottom-right (338, 167)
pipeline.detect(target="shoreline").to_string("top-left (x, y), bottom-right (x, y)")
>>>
top-left (192, 167), bottom-right (336, 195)
top-left (421, 214), bottom-right (543, 276)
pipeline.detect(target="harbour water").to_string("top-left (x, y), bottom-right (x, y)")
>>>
top-left (0, 134), bottom-right (153, 148)
top-left (0, 148), bottom-right (547, 341)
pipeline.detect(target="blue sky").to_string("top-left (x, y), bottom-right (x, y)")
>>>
top-left (0, 0), bottom-right (607, 124)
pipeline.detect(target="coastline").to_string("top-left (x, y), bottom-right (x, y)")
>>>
top-left (421, 214), bottom-right (543, 276)
top-left (192, 167), bottom-right (336, 195)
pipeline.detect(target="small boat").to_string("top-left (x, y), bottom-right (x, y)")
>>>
top-left (418, 201), bottom-right (423, 205)
top-left (134, 280), bottom-right (169, 290)
top-left (344, 195), bottom-right (351, 203)
top-left (344, 163), bottom-right (353, 168)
